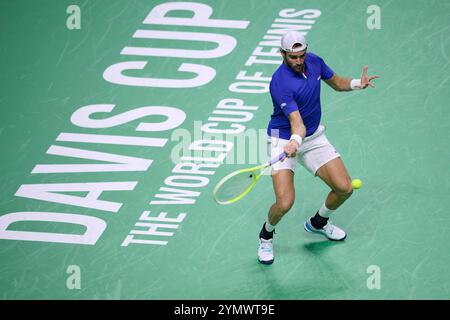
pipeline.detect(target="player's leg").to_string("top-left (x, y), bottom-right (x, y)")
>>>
top-left (298, 126), bottom-right (349, 240)
top-left (258, 169), bottom-right (295, 264)
top-left (304, 157), bottom-right (352, 240)
top-left (268, 169), bottom-right (295, 226)
top-left (258, 136), bottom-right (296, 264)
top-left (316, 157), bottom-right (353, 210)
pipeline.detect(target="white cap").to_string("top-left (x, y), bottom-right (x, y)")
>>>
top-left (281, 31), bottom-right (308, 52)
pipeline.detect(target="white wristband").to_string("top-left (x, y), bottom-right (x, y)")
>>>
top-left (290, 134), bottom-right (303, 148)
top-left (350, 79), bottom-right (362, 90)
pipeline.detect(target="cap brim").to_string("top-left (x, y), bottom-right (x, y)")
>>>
top-left (282, 44), bottom-right (307, 52)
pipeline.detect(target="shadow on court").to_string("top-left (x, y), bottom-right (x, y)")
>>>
top-left (302, 239), bottom-right (347, 253)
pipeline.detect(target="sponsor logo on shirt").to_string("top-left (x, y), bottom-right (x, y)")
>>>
top-left (280, 103), bottom-right (287, 109)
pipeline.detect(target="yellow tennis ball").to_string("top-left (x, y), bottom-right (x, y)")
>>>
top-left (352, 179), bottom-right (362, 189)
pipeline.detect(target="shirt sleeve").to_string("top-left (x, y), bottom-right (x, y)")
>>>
top-left (271, 83), bottom-right (299, 117)
top-left (319, 56), bottom-right (334, 80)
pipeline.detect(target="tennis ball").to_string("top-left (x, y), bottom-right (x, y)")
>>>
top-left (352, 179), bottom-right (362, 189)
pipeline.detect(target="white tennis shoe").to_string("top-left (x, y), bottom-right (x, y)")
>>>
top-left (304, 219), bottom-right (347, 241)
top-left (258, 238), bottom-right (274, 264)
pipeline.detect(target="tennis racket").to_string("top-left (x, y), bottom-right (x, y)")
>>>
top-left (213, 152), bottom-right (287, 205)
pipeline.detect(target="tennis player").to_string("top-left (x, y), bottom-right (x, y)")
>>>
top-left (258, 31), bottom-right (379, 264)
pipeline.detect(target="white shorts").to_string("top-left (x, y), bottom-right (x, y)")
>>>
top-left (268, 125), bottom-right (341, 176)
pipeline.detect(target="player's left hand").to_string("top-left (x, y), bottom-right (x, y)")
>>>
top-left (360, 66), bottom-right (380, 89)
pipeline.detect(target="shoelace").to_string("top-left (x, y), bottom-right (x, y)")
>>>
top-left (260, 241), bottom-right (273, 253)
top-left (324, 221), bottom-right (335, 234)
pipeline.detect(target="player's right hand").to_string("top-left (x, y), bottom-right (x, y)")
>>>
top-left (283, 141), bottom-right (299, 158)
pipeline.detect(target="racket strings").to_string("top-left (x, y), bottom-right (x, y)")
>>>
top-left (214, 170), bottom-right (257, 203)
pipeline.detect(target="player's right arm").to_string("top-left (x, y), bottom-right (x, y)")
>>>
top-left (284, 110), bottom-right (306, 157)
top-left (269, 80), bottom-right (306, 157)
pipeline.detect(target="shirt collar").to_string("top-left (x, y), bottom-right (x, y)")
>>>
top-left (281, 59), bottom-right (308, 79)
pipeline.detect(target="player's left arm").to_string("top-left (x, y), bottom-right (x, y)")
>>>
top-left (324, 66), bottom-right (380, 91)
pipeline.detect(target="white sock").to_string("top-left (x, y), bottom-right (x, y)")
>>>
top-left (318, 202), bottom-right (334, 218)
top-left (265, 221), bottom-right (276, 232)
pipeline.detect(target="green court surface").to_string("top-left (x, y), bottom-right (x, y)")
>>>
top-left (0, 0), bottom-right (449, 300)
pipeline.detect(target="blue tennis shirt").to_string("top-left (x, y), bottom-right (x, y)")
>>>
top-left (267, 52), bottom-right (334, 139)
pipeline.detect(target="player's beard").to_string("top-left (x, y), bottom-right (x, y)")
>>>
top-left (286, 60), bottom-right (304, 74)
top-left (293, 64), bottom-right (304, 74)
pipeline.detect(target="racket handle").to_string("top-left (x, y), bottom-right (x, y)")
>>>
top-left (268, 152), bottom-right (287, 166)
